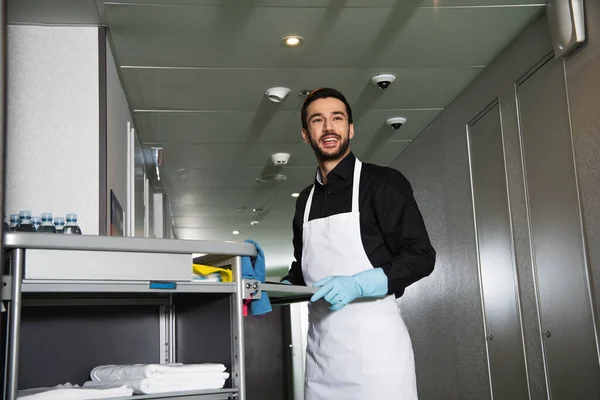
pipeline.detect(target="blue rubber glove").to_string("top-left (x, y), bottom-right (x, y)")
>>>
top-left (280, 280), bottom-right (292, 285)
top-left (310, 268), bottom-right (388, 311)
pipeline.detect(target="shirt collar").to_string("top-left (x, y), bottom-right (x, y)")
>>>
top-left (315, 152), bottom-right (356, 185)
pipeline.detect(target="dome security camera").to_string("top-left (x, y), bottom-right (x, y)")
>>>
top-left (386, 117), bottom-right (407, 130)
top-left (265, 87), bottom-right (291, 103)
top-left (271, 152), bottom-right (291, 166)
top-left (371, 73), bottom-right (396, 90)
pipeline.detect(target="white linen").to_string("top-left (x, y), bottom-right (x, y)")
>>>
top-left (17, 383), bottom-right (133, 400)
top-left (84, 376), bottom-right (227, 394)
top-left (90, 363), bottom-right (226, 382)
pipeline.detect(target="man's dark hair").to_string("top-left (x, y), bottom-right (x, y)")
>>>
top-left (301, 88), bottom-right (354, 130)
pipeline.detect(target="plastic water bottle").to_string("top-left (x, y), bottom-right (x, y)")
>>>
top-left (31, 216), bottom-right (42, 231)
top-left (54, 217), bottom-right (65, 233)
top-left (9, 214), bottom-right (19, 231)
top-left (16, 211), bottom-right (36, 232)
top-left (38, 213), bottom-right (57, 233)
top-left (63, 213), bottom-right (82, 235)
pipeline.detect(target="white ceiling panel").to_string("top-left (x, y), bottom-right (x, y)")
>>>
top-left (121, 66), bottom-right (483, 111)
top-left (162, 143), bottom-right (321, 169)
top-left (171, 202), bottom-right (295, 218)
top-left (168, 188), bottom-right (280, 202)
top-left (8, 0), bottom-right (101, 25)
top-left (173, 214), bottom-right (293, 228)
top-left (90, 0), bottom-right (547, 262)
top-left (159, 140), bottom-right (410, 170)
top-left (135, 108), bottom-right (441, 145)
top-left (158, 165), bottom-right (315, 188)
top-left (104, 1), bottom-right (545, 7)
top-left (105, 4), bottom-right (542, 68)
top-left (175, 223), bottom-right (294, 240)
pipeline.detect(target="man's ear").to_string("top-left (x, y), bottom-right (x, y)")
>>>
top-left (301, 129), bottom-right (309, 144)
top-left (349, 123), bottom-right (355, 140)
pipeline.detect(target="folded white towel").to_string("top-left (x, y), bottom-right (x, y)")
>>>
top-left (17, 383), bottom-right (133, 400)
top-left (84, 377), bottom-right (227, 394)
top-left (149, 372), bottom-right (230, 382)
top-left (90, 363), bottom-right (227, 382)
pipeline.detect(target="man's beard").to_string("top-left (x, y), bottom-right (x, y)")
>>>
top-left (308, 131), bottom-right (350, 161)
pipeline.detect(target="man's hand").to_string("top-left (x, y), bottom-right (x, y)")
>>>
top-left (310, 276), bottom-right (362, 311)
top-left (310, 268), bottom-right (388, 311)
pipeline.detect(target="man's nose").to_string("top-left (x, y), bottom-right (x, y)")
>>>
top-left (323, 118), bottom-right (333, 131)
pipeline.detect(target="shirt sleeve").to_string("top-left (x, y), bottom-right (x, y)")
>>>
top-left (374, 168), bottom-right (436, 297)
top-left (281, 194), bottom-right (308, 286)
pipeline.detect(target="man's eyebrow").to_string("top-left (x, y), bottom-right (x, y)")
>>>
top-left (309, 111), bottom-right (346, 120)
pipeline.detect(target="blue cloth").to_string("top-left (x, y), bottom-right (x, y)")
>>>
top-left (242, 239), bottom-right (272, 316)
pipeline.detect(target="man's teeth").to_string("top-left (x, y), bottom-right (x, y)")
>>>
top-left (323, 138), bottom-right (338, 143)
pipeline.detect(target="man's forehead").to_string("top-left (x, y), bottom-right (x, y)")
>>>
top-left (307, 98), bottom-right (347, 115)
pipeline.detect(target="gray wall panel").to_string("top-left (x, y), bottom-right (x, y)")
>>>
top-left (6, 26), bottom-right (100, 234)
top-left (391, 16), bottom-right (553, 399)
top-left (564, 0), bottom-right (600, 343)
top-left (391, 93), bottom-right (489, 400)
top-left (517, 56), bottom-right (600, 399)
top-left (467, 102), bottom-right (528, 400)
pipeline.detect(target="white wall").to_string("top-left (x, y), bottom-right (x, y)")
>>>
top-left (105, 35), bottom-right (130, 235)
top-left (153, 192), bottom-right (165, 238)
top-left (6, 25), bottom-right (100, 234)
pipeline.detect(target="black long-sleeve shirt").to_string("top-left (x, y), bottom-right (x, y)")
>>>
top-left (282, 152), bottom-right (436, 298)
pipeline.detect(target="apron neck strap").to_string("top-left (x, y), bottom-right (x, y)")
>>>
top-left (304, 185), bottom-right (315, 223)
top-left (303, 158), bottom-right (362, 224)
top-left (352, 159), bottom-right (362, 213)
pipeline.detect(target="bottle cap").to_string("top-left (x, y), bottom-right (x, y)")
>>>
top-left (66, 213), bottom-right (78, 222)
top-left (19, 210), bottom-right (32, 219)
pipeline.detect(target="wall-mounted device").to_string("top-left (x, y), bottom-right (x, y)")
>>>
top-left (546, 0), bottom-right (586, 58)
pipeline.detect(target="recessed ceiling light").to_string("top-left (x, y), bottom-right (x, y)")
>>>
top-left (281, 35), bottom-right (304, 47)
top-left (257, 174), bottom-right (287, 183)
top-left (250, 221), bottom-right (259, 226)
top-left (232, 230), bottom-right (240, 235)
top-left (291, 193), bottom-right (300, 198)
top-left (299, 89), bottom-right (312, 97)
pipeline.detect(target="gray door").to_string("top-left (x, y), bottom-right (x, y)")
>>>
top-left (517, 54), bottom-right (600, 399)
top-left (467, 100), bottom-right (529, 400)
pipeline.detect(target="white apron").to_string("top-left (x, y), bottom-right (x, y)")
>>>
top-left (302, 159), bottom-right (418, 400)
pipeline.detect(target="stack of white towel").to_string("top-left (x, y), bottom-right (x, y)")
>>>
top-left (83, 363), bottom-right (230, 395)
top-left (17, 382), bottom-right (133, 400)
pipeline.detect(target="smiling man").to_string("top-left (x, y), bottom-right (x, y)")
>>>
top-left (281, 88), bottom-right (436, 399)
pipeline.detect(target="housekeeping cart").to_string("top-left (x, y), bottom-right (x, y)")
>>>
top-left (1, 233), bottom-right (315, 400)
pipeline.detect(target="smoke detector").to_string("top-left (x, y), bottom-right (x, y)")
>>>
top-left (265, 87), bottom-right (291, 103)
top-left (271, 152), bottom-right (290, 166)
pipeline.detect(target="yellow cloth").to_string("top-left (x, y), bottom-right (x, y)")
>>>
top-left (193, 264), bottom-right (233, 282)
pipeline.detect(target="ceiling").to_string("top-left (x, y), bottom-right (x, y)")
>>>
top-left (8, 0), bottom-right (545, 274)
